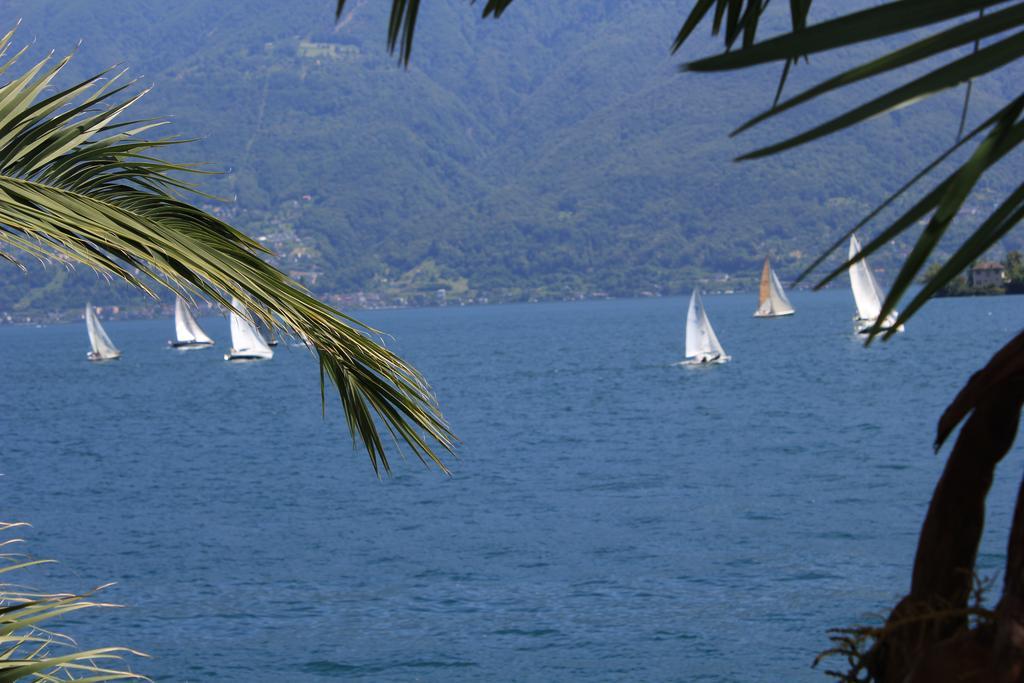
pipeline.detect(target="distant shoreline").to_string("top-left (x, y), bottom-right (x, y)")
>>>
top-left (934, 286), bottom-right (1024, 299)
top-left (0, 279), bottom-right (855, 327)
top-left (0, 286), bottom-right (796, 326)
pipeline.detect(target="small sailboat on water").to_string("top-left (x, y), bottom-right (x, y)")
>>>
top-left (255, 318), bottom-right (279, 347)
top-left (753, 256), bottom-right (795, 318)
top-left (224, 297), bottom-right (274, 361)
top-left (85, 303), bottom-right (120, 361)
top-left (169, 296), bottom-right (214, 349)
top-left (848, 235), bottom-right (903, 335)
top-left (683, 288), bottom-right (729, 364)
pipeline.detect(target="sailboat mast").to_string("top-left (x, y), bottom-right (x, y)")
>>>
top-left (759, 257), bottom-right (771, 308)
top-left (85, 303), bottom-right (99, 354)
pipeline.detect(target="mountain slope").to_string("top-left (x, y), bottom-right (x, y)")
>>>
top-left (0, 1), bottom-right (1021, 316)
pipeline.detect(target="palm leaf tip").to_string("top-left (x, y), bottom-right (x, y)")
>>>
top-left (0, 523), bottom-right (149, 680)
top-left (336, 0), bottom-right (514, 64)
top-left (0, 25), bottom-right (455, 474)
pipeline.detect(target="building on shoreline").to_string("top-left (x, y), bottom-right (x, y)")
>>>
top-left (969, 261), bottom-right (1007, 288)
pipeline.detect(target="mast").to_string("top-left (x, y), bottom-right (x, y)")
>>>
top-left (174, 297), bottom-right (193, 343)
top-left (174, 296), bottom-right (214, 345)
top-left (758, 257), bottom-right (771, 310)
top-left (755, 256), bottom-right (795, 317)
top-left (848, 235), bottom-right (882, 321)
top-left (848, 235), bottom-right (903, 332)
top-left (85, 303), bottom-right (120, 359)
top-left (767, 267), bottom-right (794, 315)
top-left (227, 297), bottom-right (273, 359)
top-left (685, 288), bottom-right (728, 361)
top-left (685, 289), bottom-right (702, 359)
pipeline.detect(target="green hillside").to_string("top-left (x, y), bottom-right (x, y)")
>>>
top-left (0, 1), bottom-right (1021, 318)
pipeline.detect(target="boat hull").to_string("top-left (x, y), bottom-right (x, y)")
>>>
top-left (87, 351), bottom-right (120, 361)
top-left (224, 352), bottom-right (272, 361)
top-left (854, 317), bottom-right (904, 335)
top-left (753, 310), bottom-right (795, 318)
top-left (169, 340), bottom-right (215, 349)
top-left (682, 354), bottom-right (730, 365)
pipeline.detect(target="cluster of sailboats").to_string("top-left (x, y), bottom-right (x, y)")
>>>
top-left (85, 236), bottom-right (901, 366)
top-left (85, 296), bottom-right (276, 362)
top-left (682, 235), bottom-right (904, 365)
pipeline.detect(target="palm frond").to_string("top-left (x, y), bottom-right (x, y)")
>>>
top-left (802, 96), bottom-right (1024, 336)
top-left (0, 29), bottom-right (454, 475)
top-left (682, 0), bottom-right (1002, 67)
top-left (727, 4), bottom-right (1024, 138)
top-left (0, 523), bottom-right (147, 682)
top-left (334, 0), bottom-right (513, 65)
top-left (341, 1), bottom-right (1024, 330)
top-left (675, 0), bottom-right (1024, 332)
top-left (732, 27), bottom-right (1024, 161)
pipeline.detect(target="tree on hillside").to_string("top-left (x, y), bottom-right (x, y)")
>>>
top-left (339, 1), bottom-right (1024, 679)
top-left (0, 27), bottom-right (452, 678)
top-left (1003, 250), bottom-right (1024, 294)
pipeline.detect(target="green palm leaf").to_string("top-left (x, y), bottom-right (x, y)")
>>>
top-left (0, 523), bottom-right (148, 681)
top-left (792, 95), bottom-right (1019, 290)
top-left (682, 0), bottom-right (1001, 68)
top-left (869, 101), bottom-right (1024, 340)
top-left (812, 96), bottom-right (1024, 293)
top-left (0, 30), bottom-right (454, 476)
top-left (728, 4), bottom-right (1024, 137)
top-left (732, 28), bottom-right (1024, 161)
top-left (675, 0), bottom-right (1024, 327)
top-left (334, 0), bottom-right (513, 65)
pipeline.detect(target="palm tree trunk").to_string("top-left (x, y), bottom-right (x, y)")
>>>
top-left (874, 343), bottom-right (1024, 682)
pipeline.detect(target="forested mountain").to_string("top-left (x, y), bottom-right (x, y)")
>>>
top-left (0, 1), bottom-right (1022, 317)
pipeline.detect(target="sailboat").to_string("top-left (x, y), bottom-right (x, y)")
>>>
top-left (848, 235), bottom-right (904, 334)
top-left (683, 288), bottom-right (730, 364)
top-left (224, 297), bottom-right (274, 361)
top-left (85, 303), bottom-right (121, 361)
top-left (255, 318), bottom-right (279, 347)
top-left (753, 256), bottom-right (795, 317)
top-left (169, 296), bottom-right (215, 349)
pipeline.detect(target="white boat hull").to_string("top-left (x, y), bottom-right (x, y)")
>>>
top-left (682, 354), bottom-right (731, 365)
top-left (169, 340), bottom-right (215, 350)
top-left (854, 316), bottom-right (904, 335)
top-left (753, 310), bottom-right (795, 318)
top-left (224, 351), bottom-right (272, 361)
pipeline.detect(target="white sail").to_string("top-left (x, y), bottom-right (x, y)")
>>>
top-left (226, 297), bottom-right (273, 360)
top-left (754, 257), bottom-right (795, 317)
top-left (685, 288), bottom-right (728, 363)
top-left (848, 235), bottom-right (902, 332)
top-left (768, 269), bottom-right (795, 314)
top-left (174, 296), bottom-right (214, 345)
top-left (85, 303), bottom-right (120, 360)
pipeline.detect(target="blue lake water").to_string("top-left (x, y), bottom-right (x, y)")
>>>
top-left (2, 290), bottom-right (1023, 681)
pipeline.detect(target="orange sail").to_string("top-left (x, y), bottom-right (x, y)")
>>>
top-left (754, 256), bottom-right (795, 317)
top-left (758, 257), bottom-right (771, 310)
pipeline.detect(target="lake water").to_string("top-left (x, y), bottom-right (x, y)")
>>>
top-left (2, 290), bottom-right (1023, 681)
